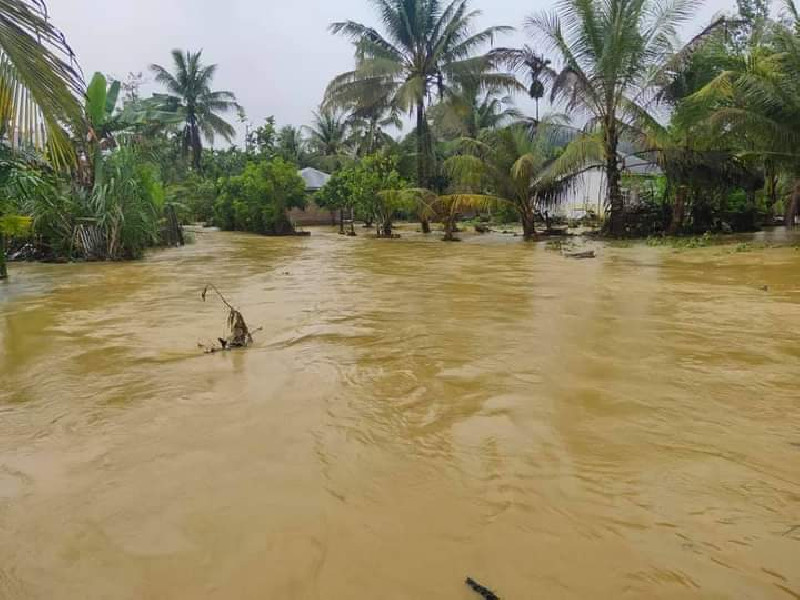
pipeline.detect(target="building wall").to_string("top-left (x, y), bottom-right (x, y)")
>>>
top-left (289, 199), bottom-right (337, 226)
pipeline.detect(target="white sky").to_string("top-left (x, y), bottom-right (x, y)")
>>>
top-left (50, 0), bottom-right (738, 143)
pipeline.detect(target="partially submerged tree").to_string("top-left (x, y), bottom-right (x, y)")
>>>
top-left (214, 157), bottom-right (306, 235)
top-left (445, 122), bottom-right (568, 239)
top-left (527, 0), bottom-right (726, 235)
top-left (0, 0), bottom-right (85, 278)
top-left (326, 0), bottom-right (514, 192)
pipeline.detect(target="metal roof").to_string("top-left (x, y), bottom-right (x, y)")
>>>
top-left (299, 167), bottom-right (331, 191)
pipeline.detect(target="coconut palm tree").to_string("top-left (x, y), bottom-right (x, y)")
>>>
top-left (528, 0), bottom-right (727, 236)
top-left (326, 0), bottom-right (513, 191)
top-left (0, 0), bottom-right (85, 279)
top-left (306, 109), bottom-right (349, 156)
top-left (431, 79), bottom-right (522, 140)
top-left (660, 5), bottom-right (800, 229)
top-left (492, 45), bottom-right (554, 121)
top-left (276, 125), bottom-right (307, 164)
top-left (305, 109), bottom-right (352, 171)
top-left (0, 0), bottom-right (84, 164)
top-left (444, 122), bottom-right (568, 239)
top-left (150, 50), bottom-right (239, 169)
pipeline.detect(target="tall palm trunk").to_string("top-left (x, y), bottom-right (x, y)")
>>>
top-left (764, 163), bottom-right (777, 226)
top-left (521, 203), bottom-right (537, 240)
top-left (416, 98), bottom-right (431, 234)
top-left (786, 179), bottom-right (800, 228)
top-left (191, 123), bottom-right (203, 170)
top-left (605, 123), bottom-right (624, 236)
top-left (0, 233), bottom-right (7, 279)
top-left (669, 186), bottom-right (686, 235)
top-left (416, 99), bottom-right (427, 187)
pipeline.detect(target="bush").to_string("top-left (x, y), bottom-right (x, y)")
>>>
top-left (214, 158), bottom-right (306, 234)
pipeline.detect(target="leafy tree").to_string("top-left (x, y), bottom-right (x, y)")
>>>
top-left (215, 158), bottom-right (306, 234)
top-left (150, 50), bottom-right (240, 169)
top-left (247, 116), bottom-right (278, 156)
top-left (316, 167), bottom-right (355, 232)
top-left (317, 153), bottom-right (409, 236)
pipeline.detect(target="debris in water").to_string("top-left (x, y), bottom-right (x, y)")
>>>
top-left (465, 577), bottom-right (500, 600)
top-left (564, 250), bottom-right (596, 259)
top-left (200, 284), bottom-right (260, 353)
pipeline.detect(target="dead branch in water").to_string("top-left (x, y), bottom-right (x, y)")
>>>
top-left (466, 577), bottom-right (500, 600)
top-left (201, 284), bottom-right (260, 353)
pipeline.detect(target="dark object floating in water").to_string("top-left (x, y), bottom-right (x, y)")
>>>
top-left (564, 250), bottom-right (596, 259)
top-left (466, 577), bottom-right (500, 600)
top-left (200, 284), bottom-right (261, 353)
top-left (759, 285), bottom-right (769, 291)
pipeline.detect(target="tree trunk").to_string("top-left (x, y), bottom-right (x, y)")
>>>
top-left (339, 209), bottom-right (345, 234)
top-left (378, 220), bottom-right (393, 237)
top-left (416, 98), bottom-right (432, 234)
top-left (786, 179), bottom-right (800, 228)
top-left (605, 127), bottom-right (624, 237)
top-left (415, 99), bottom-right (427, 189)
top-left (0, 233), bottom-right (7, 279)
top-left (764, 165), bottom-right (777, 226)
top-left (521, 208), bottom-right (536, 240)
top-left (669, 186), bottom-right (686, 235)
top-left (442, 215), bottom-right (457, 241)
top-left (190, 119), bottom-right (203, 170)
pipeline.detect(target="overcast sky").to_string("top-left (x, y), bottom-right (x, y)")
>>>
top-left (50, 0), bottom-right (737, 144)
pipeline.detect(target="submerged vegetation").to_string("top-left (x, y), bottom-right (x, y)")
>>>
top-left (2, 0), bottom-right (800, 279)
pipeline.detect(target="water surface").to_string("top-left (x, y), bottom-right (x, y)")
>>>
top-left (1, 229), bottom-right (799, 599)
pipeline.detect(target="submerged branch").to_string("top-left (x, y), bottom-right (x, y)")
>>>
top-left (200, 284), bottom-right (257, 352)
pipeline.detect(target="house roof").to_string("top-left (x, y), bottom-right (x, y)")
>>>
top-left (299, 167), bottom-right (331, 191)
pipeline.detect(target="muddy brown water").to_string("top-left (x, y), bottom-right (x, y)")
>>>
top-left (1, 227), bottom-right (799, 599)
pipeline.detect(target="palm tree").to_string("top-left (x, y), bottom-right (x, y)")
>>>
top-left (528, 0), bottom-right (725, 236)
top-left (345, 97), bottom-right (402, 157)
top-left (276, 125), bottom-right (306, 164)
top-left (671, 7), bottom-right (800, 228)
top-left (0, 0), bottom-right (85, 279)
top-left (326, 0), bottom-right (513, 191)
top-left (0, 0), bottom-right (84, 165)
top-left (150, 50), bottom-right (239, 169)
top-left (444, 122), bottom-right (568, 239)
top-left (304, 109), bottom-right (351, 170)
top-left (431, 79), bottom-right (522, 140)
top-left (492, 46), bottom-right (554, 121)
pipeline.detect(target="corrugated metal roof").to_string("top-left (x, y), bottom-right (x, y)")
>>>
top-left (299, 167), bottom-right (331, 191)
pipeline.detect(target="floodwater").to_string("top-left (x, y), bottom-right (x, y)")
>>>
top-left (1, 227), bottom-right (799, 599)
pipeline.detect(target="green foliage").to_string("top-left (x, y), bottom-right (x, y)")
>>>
top-left (168, 174), bottom-right (218, 224)
top-left (247, 117), bottom-right (278, 156)
top-left (646, 232), bottom-right (716, 248)
top-left (150, 49), bottom-right (240, 169)
top-left (326, 0), bottom-right (515, 187)
top-left (0, 0), bottom-right (85, 168)
top-left (88, 146), bottom-right (165, 259)
top-left (215, 158), bottom-right (306, 235)
top-left (317, 153), bottom-right (409, 233)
